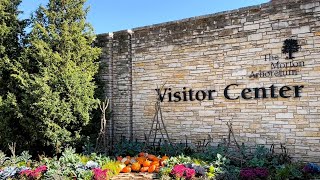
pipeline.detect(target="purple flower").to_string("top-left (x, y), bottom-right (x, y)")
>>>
top-left (303, 163), bottom-right (320, 174)
top-left (254, 167), bottom-right (269, 178)
top-left (240, 168), bottom-right (256, 179)
top-left (240, 167), bottom-right (269, 179)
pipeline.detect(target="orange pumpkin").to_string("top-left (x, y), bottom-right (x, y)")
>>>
top-left (142, 160), bottom-right (151, 167)
top-left (148, 165), bottom-right (156, 173)
top-left (131, 162), bottom-right (141, 172)
top-left (140, 166), bottom-right (149, 172)
top-left (136, 157), bottom-right (146, 164)
top-left (121, 166), bottom-right (131, 173)
top-left (161, 155), bottom-right (169, 161)
top-left (124, 159), bottom-right (131, 165)
top-left (147, 154), bottom-right (157, 161)
top-left (138, 152), bottom-right (145, 157)
top-left (151, 161), bottom-right (160, 167)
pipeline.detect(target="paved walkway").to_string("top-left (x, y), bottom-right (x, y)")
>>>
top-left (111, 173), bottom-right (157, 180)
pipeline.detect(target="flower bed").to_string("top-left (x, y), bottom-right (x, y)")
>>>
top-left (0, 145), bottom-right (320, 179)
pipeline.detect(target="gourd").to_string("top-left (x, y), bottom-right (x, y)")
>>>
top-left (140, 167), bottom-right (149, 172)
top-left (143, 160), bottom-right (151, 167)
top-left (147, 154), bottom-right (158, 161)
top-left (161, 155), bottom-right (169, 161)
top-left (148, 165), bottom-right (156, 173)
top-left (136, 157), bottom-right (146, 164)
top-left (131, 162), bottom-right (141, 172)
top-left (121, 166), bottom-right (131, 173)
top-left (151, 161), bottom-right (160, 167)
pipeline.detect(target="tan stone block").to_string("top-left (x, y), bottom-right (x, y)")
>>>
top-left (296, 132), bottom-right (320, 137)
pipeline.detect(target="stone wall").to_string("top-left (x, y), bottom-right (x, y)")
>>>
top-left (97, 0), bottom-right (320, 161)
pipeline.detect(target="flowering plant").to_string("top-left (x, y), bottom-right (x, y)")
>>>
top-left (171, 164), bottom-right (196, 179)
top-left (92, 168), bottom-right (108, 180)
top-left (240, 167), bottom-right (269, 179)
top-left (20, 165), bottom-right (47, 179)
top-left (303, 163), bottom-right (320, 174)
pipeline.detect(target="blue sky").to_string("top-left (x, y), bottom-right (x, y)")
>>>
top-left (19, 0), bottom-right (269, 34)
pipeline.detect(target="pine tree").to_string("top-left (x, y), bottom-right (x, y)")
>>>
top-left (0, 0), bottom-right (27, 152)
top-left (0, 0), bottom-right (101, 154)
top-left (0, 0), bottom-right (26, 92)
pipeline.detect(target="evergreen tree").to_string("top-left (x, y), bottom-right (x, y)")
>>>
top-left (0, 0), bottom-right (101, 154)
top-left (0, 0), bottom-right (27, 152)
top-left (0, 0), bottom-right (26, 92)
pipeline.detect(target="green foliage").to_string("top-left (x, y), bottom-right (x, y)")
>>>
top-left (42, 147), bottom-right (114, 179)
top-left (89, 153), bottom-right (111, 167)
top-left (165, 154), bottom-right (194, 168)
top-left (0, 0), bottom-right (101, 155)
top-left (206, 165), bottom-right (216, 179)
top-left (82, 136), bottom-right (95, 155)
top-left (159, 166), bottom-right (172, 178)
top-left (0, 150), bottom-right (31, 169)
top-left (248, 145), bottom-right (269, 167)
top-left (214, 154), bottom-right (230, 168)
top-left (59, 147), bottom-right (81, 165)
top-left (0, 151), bottom-right (9, 167)
top-left (274, 164), bottom-right (303, 180)
top-left (101, 161), bottom-right (121, 177)
top-left (112, 139), bottom-right (145, 157)
top-left (216, 165), bottom-right (240, 180)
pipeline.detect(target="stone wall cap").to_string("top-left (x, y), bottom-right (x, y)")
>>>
top-left (98, 0), bottom-right (315, 36)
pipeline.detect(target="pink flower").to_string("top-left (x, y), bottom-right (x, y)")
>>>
top-left (92, 168), bottom-right (108, 180)
top-left (171, 164), bottom-right (186, 178)
top-left (30, 171), bottom-right (41, 178)
top-left (171, 164), bottom-right (196, 180)
top-left (20, 165), bottom-right (47, 179)
top-left (20, 169), bottom-right (33, 176)
top-left (35, 165), bottom-right (47, 172)
top-left (185, 168), bottom-right (196, 179)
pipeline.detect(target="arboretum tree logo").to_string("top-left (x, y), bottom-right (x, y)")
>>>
top-left (249, 39), bottom-right (305, 78)
top-left (282, 39), bottom-right (300, 59)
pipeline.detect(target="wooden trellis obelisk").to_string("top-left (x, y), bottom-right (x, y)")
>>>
top-left (95, 97), bottom-right (110, 154)
top-left (146, 84), bottom-right (171, 147)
